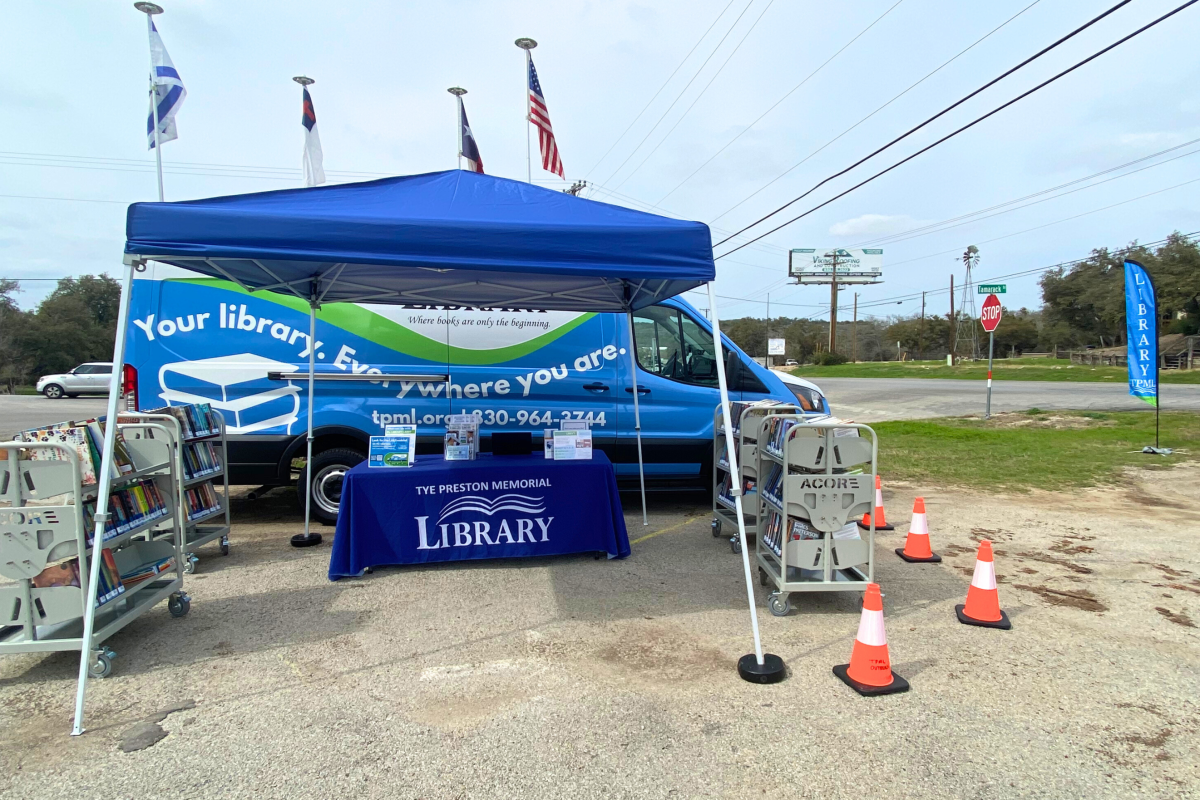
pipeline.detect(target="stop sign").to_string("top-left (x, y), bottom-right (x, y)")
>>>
top-left (980, 294), bottom-right (1002, 333)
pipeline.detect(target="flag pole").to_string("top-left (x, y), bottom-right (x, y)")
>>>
top-left (293, 76), bottom-right (316, 186)
top-left (515, 38), bottom-right (537, 183)
top-left (448, 87), bottom-right (467, 171)
top-left (136, 2), bottom-right (165, 201)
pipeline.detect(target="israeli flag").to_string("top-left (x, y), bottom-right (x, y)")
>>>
top-left (146, 20), bottom-right (186, 150)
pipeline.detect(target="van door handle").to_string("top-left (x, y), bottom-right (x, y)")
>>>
top-left (625, 387), bottom-right (651, 395)
top-left (583, 382), bottom-right (610, 393)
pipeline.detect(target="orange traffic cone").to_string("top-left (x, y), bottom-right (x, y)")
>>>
top-left (956, 539), bottom-right (1012, 629)
top-left (833, 583), bottom-right (909, 696)
top-left (857, 475), bottom-right (894, 531)
top-left (896, 497), bottom-right (941, 563)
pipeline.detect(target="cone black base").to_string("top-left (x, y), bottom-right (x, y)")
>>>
top-left (896, 548), bottom-right (942, 563)
top-left (858, 520), bottom-right (894, 531)
top-left (737, 653), bottom-right (787, 684)
top-left (955, 603), bottom-right (1011, 630)
top-left (833, 664), bottom-right (910, 696)
top-left (290, 533), bottom-right (323, 548)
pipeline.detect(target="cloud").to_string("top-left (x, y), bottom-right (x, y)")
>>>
top-left (829, 213), bottom-right (928, 238)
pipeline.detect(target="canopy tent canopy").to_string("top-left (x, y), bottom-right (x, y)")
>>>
top-left (124, 170), bottom-right (715, 311)
top-left (76, 169), bottom-right (771, 737)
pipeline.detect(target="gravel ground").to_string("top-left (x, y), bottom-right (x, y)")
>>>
top-left (2, 468), bottom-right (1198, 799)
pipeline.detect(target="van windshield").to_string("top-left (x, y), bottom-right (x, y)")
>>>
top-left (632, 306), bottom-right (718, 387)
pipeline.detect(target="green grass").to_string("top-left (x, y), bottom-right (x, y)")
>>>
top-left (2, 386), bottom-right (38, 395)
top-left (872, 410), bottom-right (1199, 491)
top-left (791, 358), bottom-right (1200, 383)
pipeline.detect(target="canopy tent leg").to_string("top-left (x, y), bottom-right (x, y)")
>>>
top-left (706, 283), bottom-right (785, 684)
top-left (73, 257), bottom-right (138, 735)
top-left (291, 302), bottom-right (322, 547)
top-left (626, 312), bottom-right (648, 527)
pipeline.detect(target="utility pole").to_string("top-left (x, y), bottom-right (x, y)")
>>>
top-left (852, 292), bottom-right (858, 363)
top-left (949, 274), bottom-right (955, 364)
top-left (920, 291), bottom-right (926, 361)
top-left (828, 250), bottom-right (839, 355)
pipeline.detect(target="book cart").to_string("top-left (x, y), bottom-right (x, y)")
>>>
top-left (712, 400), bottom-right (801, 555)
top-left (123, 408), bottom-right (230, 573)
top-left (0, 420), bottom-right (190, 679)
top-left (754, 416), bottom-right (879, 616)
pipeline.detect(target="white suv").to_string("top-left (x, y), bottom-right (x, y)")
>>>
top-left (36, 362), bottom-right (114, 399)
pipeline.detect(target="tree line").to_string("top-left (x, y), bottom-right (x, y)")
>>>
top-left (0, 276), bottom-right (121, 392)
top-left (723, 233), bottom-right (1199, 364)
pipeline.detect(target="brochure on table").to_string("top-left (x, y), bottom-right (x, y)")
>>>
top-left (552, 429), bottom-right (593, 460)
top-left (444, 414), bottom-right (479, 461)
top-left (371, 425), bottom-right (416, 467)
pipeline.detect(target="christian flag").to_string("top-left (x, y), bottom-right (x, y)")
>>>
top-left (1125, 259), bottom-right (1158, 406)
top-left (458, 96), bottom-right (484, 174)
top-left (302, 87), bottom-right (326, 187)
top-left (145, 20), bottom-right (186, 149)
top-left (527, 56), bottom-right (564, 178)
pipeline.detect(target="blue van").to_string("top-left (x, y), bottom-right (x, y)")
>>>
top-left (124, 266), bottom-right (830, 522)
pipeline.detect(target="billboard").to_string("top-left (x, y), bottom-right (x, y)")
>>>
top-left (789, 248), bottom-right (883, 284)
top-left (767, 338), bottom-right (786, 356)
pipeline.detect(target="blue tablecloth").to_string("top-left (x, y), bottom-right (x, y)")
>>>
top-left (329, 452), bottom-right (630, 579)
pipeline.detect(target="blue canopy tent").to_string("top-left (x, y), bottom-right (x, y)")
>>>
top-left (73, 170), bottom-right (774, 734)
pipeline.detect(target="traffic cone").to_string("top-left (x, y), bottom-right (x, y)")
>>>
top-left (833, 583), bottom-right (909, 696)
top-left (956, 539), bottom-right (1012, 629)
top-left (857, 475), bottom-right (894, 531)
top-left (896, 497), bottom-right (941, 563)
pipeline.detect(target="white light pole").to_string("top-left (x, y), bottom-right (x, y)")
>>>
top-left (515, 38), bottom-right (537, 183)
top-left (135, 2), bottom-right (165, 201)
top-left (448, 87), bottom-right (466, 170)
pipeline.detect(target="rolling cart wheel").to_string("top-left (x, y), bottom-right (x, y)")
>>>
top-left (88, 650), bottom-right (113, 679)
top-left (768, 593), bottom-right (792, 617)
top-left (759, 568), bottom-right (770, 588)
top-left (730, 536), bottom-right (742, 555)
top-left (711, 518), bottom-right (723, 537)
top-left (168, 593), bottom-right (191, 618)
top-left (183, 554), bottom-right (198, 575)
top-left (220, 536), bottom-right (230, 556)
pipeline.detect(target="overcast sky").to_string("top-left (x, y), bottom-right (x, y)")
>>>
top-left (3, 0), bottom-right (1198, 322)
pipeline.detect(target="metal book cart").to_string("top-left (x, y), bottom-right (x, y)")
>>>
top-left (711, 401), bottom-right (801, 555)
top-left (754, 416), bottom-right (879, 616)
top-left (0, 420), bottom-right (190, 679)
top-left (121, 411), bottom-right (231, 573)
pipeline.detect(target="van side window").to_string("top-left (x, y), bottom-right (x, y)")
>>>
top-left (632, 306), bottom-right (718, 387)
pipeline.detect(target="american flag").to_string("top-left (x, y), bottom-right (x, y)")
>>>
top-left (527, 56), bottom-right (564, 178)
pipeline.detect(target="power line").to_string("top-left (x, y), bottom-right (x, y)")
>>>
top-left (582, 0), bottom-right (739, 178)
top-left (0, 150), bottom-right (387, 179)
top-left (0, 194), bottom-right (128, 204)
top-left (714, 0), bottom-right (1200, 258)
top-left (594, 0), bottom-right (759, 188)
top-left (712, 0), bottom-right (1136, 249)
top-left (656, 0), bottom-right (912, 207)
top-left (706, 0), bottom-right (1042, 226)
top-left (612, 0), bottom-right (778, 191)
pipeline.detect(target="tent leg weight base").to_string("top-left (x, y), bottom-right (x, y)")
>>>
top-left (291, 533), bottom-right (323, 548)
top-left (737, 653), bottom-right (787, 684)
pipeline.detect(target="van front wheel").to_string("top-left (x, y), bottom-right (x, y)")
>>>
top-left (297, 447), bottom-right (365, 525)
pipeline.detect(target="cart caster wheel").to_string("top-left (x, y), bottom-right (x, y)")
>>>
top-left (168, 593), bottom-right (191, 618)
top-left (88, 650), bottom-right (113, 679)
top-left (711, 518), bottom-right (723, 537)
top-left (183, 554), bottom-right (198, 575)
top-left (768, 593), bottom-right (792, 617)
top-left (759, 568), bottom-right (770, 588)
top-left (220, 536), bottom-right (230, 556)
top-left (730, 536), bottom-right (742, 555)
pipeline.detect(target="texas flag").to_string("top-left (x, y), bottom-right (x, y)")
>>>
top-left (458, 96), bottom-right (484, 174)
top-left (301, 87), bottom-right (326, 186)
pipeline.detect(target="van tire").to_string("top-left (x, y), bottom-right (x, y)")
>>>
top-left (297, 447), bottom-right (365, 526)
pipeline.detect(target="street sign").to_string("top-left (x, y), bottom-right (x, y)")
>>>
top-left (767, 338), bottom-right (786, 356)
top-left (977, 284), bottom-right (1006, 294)
top-left (980, 294), bottom-right (1002, 333)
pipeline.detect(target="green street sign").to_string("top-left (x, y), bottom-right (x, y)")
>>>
top-left (977, 284), bottom-right (1006, 294)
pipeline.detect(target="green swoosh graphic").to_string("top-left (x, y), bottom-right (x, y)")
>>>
top-left (173, 278), bottom-right (595, 365)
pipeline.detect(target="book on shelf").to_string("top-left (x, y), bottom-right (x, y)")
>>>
top-left (183, 440), bottom-right (221, 480)
top-left (95, 549), bottom-right (126, 607)
top-left (185, 482), bottom-right (222, 521)
top-left (120, 556), bottom-right (175, 587)
top-left (83, 479), bottom-right (170, 544)
top-left (32, 551), bottom-right (126, 607)
top-left (11, 418), bottom-right (142, 488)
top-left (143, 402), bottom-right (218, 440)
top-left (31, 559), bottom-right (81, 589)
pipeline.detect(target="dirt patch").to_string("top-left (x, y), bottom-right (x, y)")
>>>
top-left (1014, 584), bottom-right (1107, 612)
top-left (1154, 607), bottom-right (1196, 628)
top-left (1164, 582), bottom-right (1200, 596)
top-left (1137, 562), bottom-right (1192, 579)
top-left (985, 412), bottom-right (1116, 430)
top-left (1049, 539), bottom-right (1095, 555)
top-left (1119, 728), bottom-right (1174, 762)
top-left (593, 623), bottom-right (728, 683)
top-left (940, 543), bottom-right (975, 558)
top-left (969, 528), bottom-right (1013, 543)
top-left (1015, 551), bottom-right (1093, 575)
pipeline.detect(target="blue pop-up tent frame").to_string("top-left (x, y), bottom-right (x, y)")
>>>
top-left (73, 170), bottom-right (770, 733)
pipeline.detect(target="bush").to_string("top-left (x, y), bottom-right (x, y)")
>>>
top-left (812, 352), bottom-right (849, 366)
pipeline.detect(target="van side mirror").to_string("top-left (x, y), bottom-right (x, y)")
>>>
top-left (725, 351), bottom-right (743, 386)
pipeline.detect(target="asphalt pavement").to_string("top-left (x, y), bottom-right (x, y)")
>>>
top-left (812, 377), bottom-right (1200, 421)
top-left (0, 394), bottom-right (110, 438)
